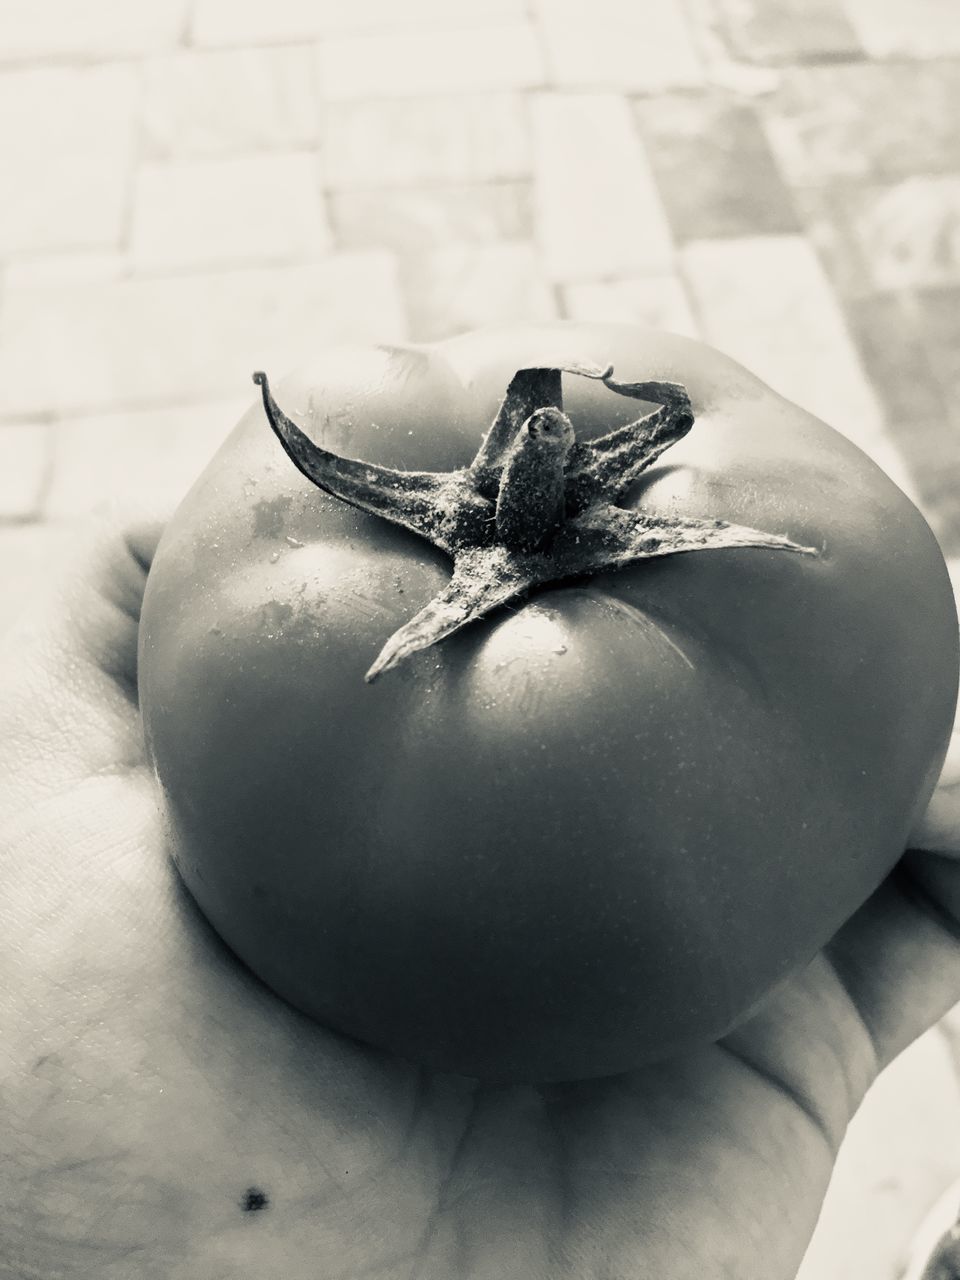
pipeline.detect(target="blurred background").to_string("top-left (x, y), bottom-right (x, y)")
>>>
top-left (1, 1), bottom-right (959, 1275)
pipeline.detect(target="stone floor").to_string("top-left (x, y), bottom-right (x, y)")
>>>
top-left (1, 2), bottom-right (959, 1276)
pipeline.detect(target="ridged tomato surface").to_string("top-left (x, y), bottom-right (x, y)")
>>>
top-left (138, 323), bottom-right (958, 1082)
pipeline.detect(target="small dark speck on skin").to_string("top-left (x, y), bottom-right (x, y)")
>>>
top-left (240, 1187), bottom-right (270, 1212)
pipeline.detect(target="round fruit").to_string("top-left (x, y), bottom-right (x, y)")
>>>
top-left (138, 323), bottom-right (959, 1082)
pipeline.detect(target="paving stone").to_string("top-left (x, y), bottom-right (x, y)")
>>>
top-left (798, 178), bottom-right (960, 300)
top-left (844, 290), bottom-right (960, 556)
top-left (130, 152), bottom-right (331, 271)
top-left (0, 254), bottom-right (407, 417)
top-left (678, 0), bottom-right (784, 97)
top-left (534, 0), bottom-right (703, 92)
top-left (0, 0), bottom-right (188, 61)
top-left (0, 423), bottom-right (50, 520)
top-left (0, 522), bottom-right (84, 641)
top-left (4, 251), bottom-right (128, 288)
top-left (792, 186), bottom-right (877, 302)
top-left (323, 94), bottom-right (529, 189)
top-left (531, 92), bottom-right (674, 284)
top-left (142, 47), bottom-right (319, 159)
top-left (562, 275), bottom-right (699, 338)
top-left (191, 0), bottom-right (524, 45)
top-left (845, 177), bottom-right (960, 293)
top-left (401, 241), bottom-right (557, 342)
top-left (842, 289), bottom-right (957, 435)
top-left (917, 286), bottom-right (960, 418)
top-left (912, 286), bottom-right (960, 554)
top-left (796, 1028), bottom-right (960, 1280)
top-left (330, 183), bottom-right (532, 253)
top-left (761, 61), bottom-right (960, 187)
top-left (711, 0), bottom-right (862, 66)
top-left (843, 0), bottom-right (960, 59)
top-left (0, 65), bottom-right (138, 256)
top-left (318, 21), bottom-right (544, 101)
top-left (44, 399), bottom-right (248, 521)
top-left (680, 235), bottom-right (914, 489)
top-left (633, 91), bottom-right (799, 242)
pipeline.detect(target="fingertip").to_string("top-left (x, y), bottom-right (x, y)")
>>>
top-left (910, 789), bottom-right (960, 858)
top-left (124, 519), bottom-right (167, 576)
top-left (910, 726), bottom-right (960, 856)
top-left (3, 511), bottom-right (169, 689)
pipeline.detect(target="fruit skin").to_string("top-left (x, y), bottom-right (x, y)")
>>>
top-left (138, 322), bottom-right (959, 1083)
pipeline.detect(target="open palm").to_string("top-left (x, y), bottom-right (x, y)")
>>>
top-left (2, 520), bottom-right (958, 1280)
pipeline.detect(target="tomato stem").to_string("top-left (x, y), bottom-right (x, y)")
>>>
top-left (253, 365), bottom-right (817, 682)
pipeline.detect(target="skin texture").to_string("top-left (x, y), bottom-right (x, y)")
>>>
top-left (138, 322), bottom-right (959, 1082)
top-left (0, 516), bottom-right (958, 1278)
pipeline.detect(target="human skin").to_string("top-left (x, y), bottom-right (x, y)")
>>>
top-left (0, 516), bottom-right (958, 1279)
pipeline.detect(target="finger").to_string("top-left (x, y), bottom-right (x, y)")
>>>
top-left (0, 514), bottom-right (165, 807)
top-left (909, 723), bottom-right (960, 856)
top-left (824, 863), bottom-right (960, 1074)
top-left (772, 705), bottom-right (960, 1084)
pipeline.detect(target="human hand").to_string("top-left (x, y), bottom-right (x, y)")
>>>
top-left (1, 517), bottom-right (957, 1279)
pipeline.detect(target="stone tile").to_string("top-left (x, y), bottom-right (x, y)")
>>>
top-left (912, 286), bottom-right (960, 554)
top-left (191, 0), bottom-right (524, 45)
top-left (761, 62), bottom-right (960, 187)
top-left (795, 1028), bottom-right (960, 1280)
top-left (0, 424), bottom-right (51, 520)
top-left (323, 94), bottom-right (529, 189)
top-left (531, 92), bottom-right (674, 284)
top-left (679, 0), bottom-right (784, 97)
top-left (847, 177), bottom-right (960, 293)
top-left (0, 0), bottom-right (188, 60)
top-left (45, 400), bottom-right (247, 521)
top-left (130, 152), bottom-right (331, 271)
top-left (917, 286), bottom-right (960, 417)
top-left (142, 47), bottom-right (319, 159)
top-left (711, 0), bottom-right (862, 66)
top-left (0, 254), bottom-right (407, 417)
top-left (843, 0), bottom-right (960, 59)
top-left (842, 289), bottom-right (955, 431)
top-left (0, 522), bottom-right (83, 641)
top-left (318, 21), bottom-right (544, 101)
top-left (797, 178), bottom-right (960, 302)
top-left (534, 0), bottom-right (702, 92)
top-left (401, 241), bottom-right (557, 342)
top-left (844, 290), bottom-right (960, 555)
top-left (633, 91), bottom-right (799, 242)
top-left (562, 276), bottom-right (699, 338)
top-left (4, 251), bottom-right (128, 288)
top-left (792, 186), bottom-right (876, 302)
top-left (679, 235), bottom-right (913, 487)
top-left (330, 183), bottom-right (532, 253)
top-left (0, 65), bottom-right (138, 255)
top-left (327, 0), bottom-right (526, 25)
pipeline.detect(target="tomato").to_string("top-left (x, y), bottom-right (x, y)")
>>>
top-left (138, 322), bottom-right (959, 1083)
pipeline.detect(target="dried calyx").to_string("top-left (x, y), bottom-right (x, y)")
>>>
top-left (253, 363), bottom-right (816, 683)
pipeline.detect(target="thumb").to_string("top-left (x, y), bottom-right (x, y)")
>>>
top-left (910, 723), bottom-right (960, 856)
top-left (0, 513), bottom-right (165, 808)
